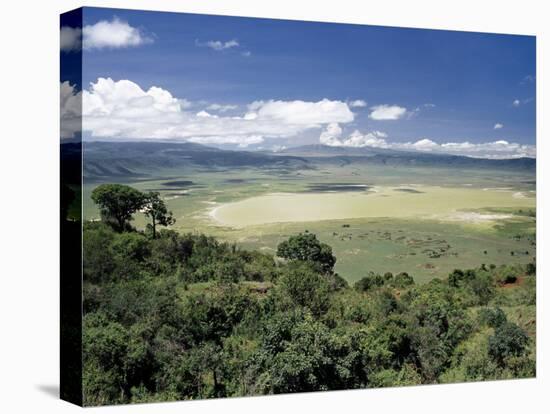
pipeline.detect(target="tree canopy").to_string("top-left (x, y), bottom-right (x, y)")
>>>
top-left (142, 192), bottom-right (176, 238)
top-left (276, 233), bottom-right (336, 273)
top-left (91, 185), bottom-right (175, 236)
top-left (91, 184), bottom-right (145, 232)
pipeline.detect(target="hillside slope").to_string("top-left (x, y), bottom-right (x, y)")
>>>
top-left (61, 141), bottom-right (536, 181)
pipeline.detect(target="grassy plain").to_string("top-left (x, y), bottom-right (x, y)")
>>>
top-left (83, 163), bottom-right (536, 284)
top-left (210, 186), bottom-right (534, 227)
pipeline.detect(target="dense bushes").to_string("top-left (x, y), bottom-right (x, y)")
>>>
top-left (354, 271), bottom-right (414, 292)
top-left (488, 322), bottom-right (530, 365)
top-left (277, 262), bottom-right (332, 317)
top-left (82, 221), bottom-right (536, 405)
top-left (83, 223), bottom-right (280, 285)
top-left (478, 307), bottom-right (507, 328)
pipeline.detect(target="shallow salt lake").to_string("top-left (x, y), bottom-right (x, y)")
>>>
top-left (209, 186), bottom-right (535, 227)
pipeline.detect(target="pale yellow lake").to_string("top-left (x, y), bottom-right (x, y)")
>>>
top-left (210, 186), bottom-right (535, 227)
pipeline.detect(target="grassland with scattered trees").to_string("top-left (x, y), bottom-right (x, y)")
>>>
top-left (77, 184), bottom-right (536, 406)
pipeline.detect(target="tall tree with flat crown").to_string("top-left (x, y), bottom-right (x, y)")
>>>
top-left (91, 184), bottom-right (145, 232)
top-left (142, 192), bottom-right (176, 238)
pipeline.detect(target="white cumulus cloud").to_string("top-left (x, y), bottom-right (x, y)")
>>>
top-left (245, 99), bottom-right (354, 125)
top-left (369, 104), bottom-right (407, 120)
top-left (60, 18), bottom-right (152, 52)
top-left (71, 78), bottom-right (355, 146)
top-left (83, 78), bottom-right (180, 117)
top-left (83, 17), bottom-right (152, 50)
top-left (513, 99), bottom-right (521, 107)
top-left (494, 123), bottom-right (504, 130)
top-left (319, 123), bottom-right (344, 146)
top-left (320, 125), bottom-right (388, 148)
top-left (349, 99), bottom-right (367, 108)
top-left (317, 125), bottom-right (535, 159)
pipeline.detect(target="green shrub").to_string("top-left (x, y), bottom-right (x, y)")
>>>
top-left (478, 307), bottom-right (507, 328)
top-left (488, 322), bottom-right (529, 366)
top-left (277, 233), bottom-right (336, 273)
top-left (393, 272), bottom-right (415, 288)
top-left (354, 272), bottom-right (385, 292)
top-left (278, 262), bottom-right (331, 317)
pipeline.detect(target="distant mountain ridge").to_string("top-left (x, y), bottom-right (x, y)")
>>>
top-left (71, 141), bottom-right (309, 181)
top-left (277, 144), bottom-right (536, 170)
top-left (60, 141), bottom-right (536, 181)
top-left (277, 144), bottom-right (406, 157)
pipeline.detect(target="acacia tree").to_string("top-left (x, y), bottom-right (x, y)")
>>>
top-left (91, 184), bottom-right (145, 232)
top-left (142, 192), bottom-right (175, 238)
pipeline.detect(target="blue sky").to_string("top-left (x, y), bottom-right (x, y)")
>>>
top-left (61, 7), bottom-right (536, 158)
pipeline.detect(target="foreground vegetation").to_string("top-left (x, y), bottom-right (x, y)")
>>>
top-left (81, 185), bottom-right (536, 405)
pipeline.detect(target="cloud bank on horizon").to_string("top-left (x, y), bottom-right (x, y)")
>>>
top-left (61, 78), bottom-right (535, 159)
top-left (60, 11), bottom-right (536, 159)
top-left (319, 123), bottom-right (535, 159)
